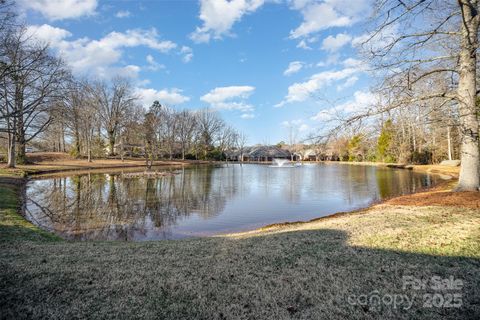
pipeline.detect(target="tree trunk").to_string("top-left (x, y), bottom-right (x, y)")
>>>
top-left (120, 137), bottom-right (124, 162)
top-left (456, 0), bottom-right (480, 191)
top-left (447, 125), bottom-right (452, 161)
top-left (87, 137), bottom-right (92, 162)
top-left (108, 130), bottom-right (115, 156)
top-left (16, 119), bottom-right (26, 165)
top-left (7, 132), bottom-right (16, 168)
top-left (61, 121), bottom-right (66, 152)
top-left (6, 111), bottom-right (16, 168)
top-left (74, 125), bottom-right (81, 157)
top-left (15, 84), bottom-right (27, 165)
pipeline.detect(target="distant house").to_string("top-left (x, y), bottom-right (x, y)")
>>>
top-left (113, 143), bottom-right (145, 157)
top-left (25, 146), bottom-right (39, 153)
top-left (302, 149), bottom-right (318, 161)
top-left (227, 146), bottom-right (292, 162)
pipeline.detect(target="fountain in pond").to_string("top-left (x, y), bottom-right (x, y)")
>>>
top-left (270, 158), bottom-right (301, 168)
top-left (273, 158), bottom-right (289, 167)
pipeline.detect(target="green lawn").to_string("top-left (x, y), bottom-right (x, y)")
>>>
top-left (1, 177), bottom-right (479, 319)
top-left (0, 178), bottom-right (59, 243)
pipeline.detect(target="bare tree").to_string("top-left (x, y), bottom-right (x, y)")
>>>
top-left (196, 109), bottom-right (224, 159)
top-left (143, 110), bottom-right (157, 169)
top-left (93, 77), bottom-right (137, 156)
top-left (165, 108), bottom-right (178, 160)
top-left (0, 25), bottom-right (68, 166)
top-left (177, 109), bottom-right (197, 160)
top-left (218, 126), bottom-right (237, 162)
top-left (62, 79), bottom-right (84, 157)
top-left (0, 0), bottom-right (17, 84)
top-left (336, 0), bottom-right (480, 190)
top-left (236, 132), bottom-right (248, 162)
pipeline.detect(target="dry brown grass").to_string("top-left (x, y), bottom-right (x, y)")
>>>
top-left (387, 190), bottom-right (480, 208)
top-left (0, 166), bottom-right (479, 319)
top-left (1, 204), bottom-right (479, 319)
top-left (326, 161), bottom-right (461, 179)
top-left (0, 152), bottom-right (210, 177)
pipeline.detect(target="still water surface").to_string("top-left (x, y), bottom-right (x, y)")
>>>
top-left (25, 163), bottom-right (438, 240)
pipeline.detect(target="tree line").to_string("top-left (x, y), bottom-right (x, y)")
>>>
top-left (0, 1), bottom-right (244, 167)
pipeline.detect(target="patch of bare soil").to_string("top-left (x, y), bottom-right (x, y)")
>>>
top-left (387, 190), bottom-right (480, 208)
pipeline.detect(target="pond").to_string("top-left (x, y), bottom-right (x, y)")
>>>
top-left (25, 163), bottom-right (439, 241)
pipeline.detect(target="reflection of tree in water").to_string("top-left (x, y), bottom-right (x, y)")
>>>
top-left (26, 166), bottom-right (235, 240)
top-left (375, 168), bottom-right (435, 199)
top-left (25, 165), bottom-right (437, 241)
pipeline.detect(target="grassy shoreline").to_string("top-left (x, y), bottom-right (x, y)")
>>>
top-left (1, 161), bottom-right (479, 319)
top-left (0, 176), bottom-right (60, 242)
top-left (323, 160), bottom-right (460, 179)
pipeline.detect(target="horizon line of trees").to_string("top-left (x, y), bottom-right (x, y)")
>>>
top-left (0, 1), bottom-right (245, 167)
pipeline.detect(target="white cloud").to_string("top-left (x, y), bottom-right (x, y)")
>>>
top-left (299, 123), bottom-right (310, 132)
top-left (316, 53), bottom-right (340, 68)
top-left (289, 0), bottom-right (369, 39)
top-left (342, 57), bottom-right (362, 68)
top-left (335, 90), bottom-right (377, 113)
top-left (25, 24), bottom-right (72, 44)
top-left (241, 113), bottom-right (255, 119)
top-left (289, 2), bottom-right (350, 39)
top-left (20, 0), bottom-right (97, 21)
top-left (201, 86), bottom-right (255, 104)
top-left (201, 86), bottom-right (255, 113)
top-left (337, 75), bottom-right (358, 91)
top-left (115, 10), bottom-right (131, 18)
top-left (115, 65), bottom-right (141, 79)
top-left (190, 0), bottom-right (265, 43)
top-left (310, 110), bottom-right (333, 122)
top-left (180, 46), bottom-right (194, 63)
top-left (296, 40), bottom-right (312, 50)
top-left (311, 90), bottom-right (378, 121)
top-left (296, 36), bottom-right (319, 50)
top-left (276, 65), bottom-right (365, 107)
top-left (284, 61), bottom-right (304, 76)
top-left (27, 25), bottom-right (181, 78)
top-left (135, 88), bottom-right (190, 107)
top-left (145, 55), bottom-right (165, 71)
top-left (321, 33), bottom-right (352, 52)
top-left (281, 119), bottom-right (310, 134)
top-left (282, 119), bottom-right (303, 127)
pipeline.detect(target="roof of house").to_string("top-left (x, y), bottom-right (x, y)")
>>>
top-left (248, 146), bottom-right (291, 158)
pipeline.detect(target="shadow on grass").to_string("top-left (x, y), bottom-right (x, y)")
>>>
top-left (1, 228), bottom-right (479, 319)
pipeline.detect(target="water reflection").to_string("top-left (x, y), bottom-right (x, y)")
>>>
top-left (25, 164), bottom-right (438, 240)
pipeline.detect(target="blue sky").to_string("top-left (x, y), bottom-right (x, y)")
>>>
top-left (20, 0), bottom-right (375, 144)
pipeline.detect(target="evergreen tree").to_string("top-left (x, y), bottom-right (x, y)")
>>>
top-left (376, 120), bottom-right (395, 163)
